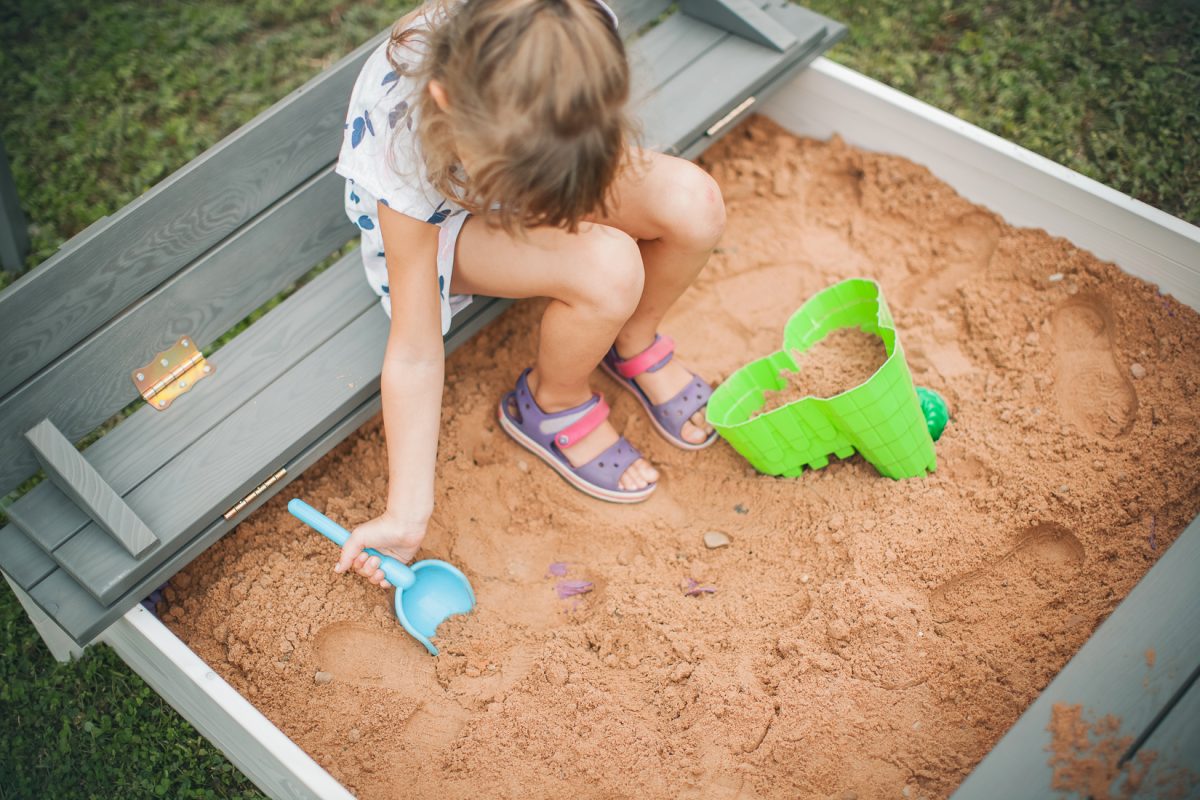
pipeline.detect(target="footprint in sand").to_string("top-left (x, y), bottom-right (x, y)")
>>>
top-left (1051, 298), bottom-right (1138, 439)
top-left (314, 622), bottom-right (469, 750)
top-left (897, 212), bottom-right (1000, 309)
top-left (931, 522), bottom-right (1085, 625)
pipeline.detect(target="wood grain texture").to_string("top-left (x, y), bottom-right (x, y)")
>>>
top-left (24, 419), bottom-right (158, 558)
top-left (608, 0), bottom-right (674, 34)
top-left (951, 516), bottom-right (1200, 798)
top-left (0, 138), bottom-right (28, 271)
top-left (100, 608), bottom-right (355, 798)
top-left (0, 524), bottom-right (57, 589)
top-left (0, 31), bottom-right (388, 403)
top-left (1132, 678), bottom-right (1200, 796)
top-left (0, 169), bottom-right (355, 497)
top-left (638, 8), bottom-right (828, 154)
top-left (627, 12), bottom-right (726, 113)
top-left (679, 4), bottom-right (845, 160)
top-left (26, 295), bottom-right (511, 643)
top-left (681, 0), bottom-right (797, 51)
top-left (6, 254), bottom-right (375, 560)
top-left (55, 307), bottom-right (391, 604)
top-left (3, 570), bottom-right (83, 662)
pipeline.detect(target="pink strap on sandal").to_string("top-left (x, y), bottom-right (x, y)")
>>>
top-left (612, 335), bottom-right (675, 378)
top-left (602, 335), bottom-right (718, 451)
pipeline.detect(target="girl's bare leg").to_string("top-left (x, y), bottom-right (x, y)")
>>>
top-left (451, 220), bottom-right (658, 490)
top-left (584, 150), bottom-right (726, 444)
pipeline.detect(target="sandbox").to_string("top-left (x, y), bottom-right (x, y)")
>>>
top-left (156, 110), bottom-right (1199, 799)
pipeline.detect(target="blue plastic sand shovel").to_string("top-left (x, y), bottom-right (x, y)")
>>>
top-left (288, 499), bottom-right (475, 656)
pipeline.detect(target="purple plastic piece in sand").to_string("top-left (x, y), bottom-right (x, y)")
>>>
top-left (556, 579), bottom-right (593, 599)
top-left (683, 578), bottom-right (716, 597)
top-left (547, 562), bottom-right (569, 577)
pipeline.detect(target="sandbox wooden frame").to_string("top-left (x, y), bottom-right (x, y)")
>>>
top-left (10, 57), bottom-right (1200, 800)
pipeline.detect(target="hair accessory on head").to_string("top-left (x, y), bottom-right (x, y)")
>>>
top-left (592, 0), bottom-right (619, 30)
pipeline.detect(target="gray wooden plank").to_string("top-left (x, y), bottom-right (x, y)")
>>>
top-left (0, 138), bottom-right (28, 272)
top-left (27, 295), bottom-right (514, 643)
top-left (1131, 679), bottom-right (1200, 797)
top-left (5, 252), bottom-right (376, 561)
top-left (0, 31), bottom-right (388, 402)
top-left (628, 11), bottom-right (728, 114)
top-left (679, 5), bottom-right (845, 160)
top-left (681, 0), bottom-right (797, 51)
top-left (608, 0), bottom-right (674, 34)
top-left (0, 168), bottom-right (354, 498)
top-left (24, 419), bottom-right (158, 558)
top-left (55, 306), bottom-right (391, 604)
top-left (0, 524), bottom-right (57, 590)
top-left (952, 515), bottom-right (1200, 798)
top-left (637, 9), bottom-right (829, 154)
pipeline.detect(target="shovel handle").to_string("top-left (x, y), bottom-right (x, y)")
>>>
top-left (288, 499), bottom-right (415, 589)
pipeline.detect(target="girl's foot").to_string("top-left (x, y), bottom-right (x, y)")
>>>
top-left (602, 335), bottom-right (717, 449)
top-left (498, 369), bottom-right (658, 503)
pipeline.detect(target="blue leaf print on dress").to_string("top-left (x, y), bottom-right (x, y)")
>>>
top-left (381, 70), bottom-right (398, 86)
top-left (438, 275), bottom-right (445, 298)
top-left (427, 199), bottom-right (451, 225)
top-left (349, 191), bottom-right (360, 204)
top-left (388, 100), bottom-right (409, 130)
top-left (350, 110), bottom-right (375, 149)
top-left (357, 215), bottom-right (375, 230)
top-left (381, 284), bottom-right (389, 294)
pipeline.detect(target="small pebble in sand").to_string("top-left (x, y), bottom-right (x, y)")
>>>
top-left (348, 728), bottom-right (361, 743)
top-left (703, 530), bottom-right (732, 549)
top-left (1047, 273), bottom-right (1064, 283)
top-left (734, 503), bottom-right (749, 515)
top-left (828, 513), bottom-right (845, 532)
top-left (1130, 362), bottom-right (1147, 379)
top-left (314, 671), bottom-right (334, 685)
top-left (800, 574), bottom-right (810, 584)
top-left (671, 662), bottom-right (695, 683)
top-left (516, 459), bottom-right (529, 473)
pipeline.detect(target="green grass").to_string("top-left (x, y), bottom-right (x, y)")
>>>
top-left (803, 0), bottom-right (1200, 224)
top-left (1, 0), bottom-right (1197, 796)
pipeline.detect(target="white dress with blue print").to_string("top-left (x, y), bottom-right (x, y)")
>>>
top-left (334, 32), bottom-right (471, 334)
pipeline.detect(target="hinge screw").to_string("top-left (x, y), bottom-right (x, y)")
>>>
top-left (157, 399), bottom-right (166, 408)
top-left (136, 372), bottom-right (145, 381)
top-left (160, 358), bottom-right (169, 367)
top-left (179, 380), bottom-right (187, 389)
top-left (182, 339), bottom-right (189, 347)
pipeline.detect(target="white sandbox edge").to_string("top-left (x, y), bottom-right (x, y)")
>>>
top-left (762, 58), bottom-right (1200, 312)
top-left (85, 61), bottom-right (1200, 800)
top-left (101, 606), bottom-right (354, 800)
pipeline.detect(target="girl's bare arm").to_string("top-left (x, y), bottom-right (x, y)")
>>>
top-left (334, 202), bottom-right (445, 582)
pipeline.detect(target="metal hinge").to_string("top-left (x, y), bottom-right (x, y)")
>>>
top-left (223, 468), bottom-right (287, 521)
top-left (706, 95), bottom-right (757, 138)
top-left (132, 335), bottom-right (214, 410)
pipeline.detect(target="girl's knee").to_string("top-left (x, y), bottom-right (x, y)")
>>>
top-left (571, 226), bottom-right (644, 319)
top-left (659, 163), bottom-right (726, 251)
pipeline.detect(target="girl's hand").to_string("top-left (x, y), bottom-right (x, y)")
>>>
top-left (334, 510), bottom-right (428, 588)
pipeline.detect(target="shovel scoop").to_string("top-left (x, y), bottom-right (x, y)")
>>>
top-left (288, 498), bottom-right (475, 656)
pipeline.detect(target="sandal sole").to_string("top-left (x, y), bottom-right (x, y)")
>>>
top-left (599, 361), bottom-right (719, 451)
top-left (496, 399), bottom-right (656, 504)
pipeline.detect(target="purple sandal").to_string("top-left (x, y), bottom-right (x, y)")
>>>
top-left (600, 335), bottom-right (717, 451)
top-left (497, 369), bottom-right (656, 503)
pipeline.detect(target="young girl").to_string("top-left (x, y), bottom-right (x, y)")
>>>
top-left (332, 0), bottom-right (726, 588)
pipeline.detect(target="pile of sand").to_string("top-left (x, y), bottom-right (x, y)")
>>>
top-left (163, 116), bottom-right (1200, 799)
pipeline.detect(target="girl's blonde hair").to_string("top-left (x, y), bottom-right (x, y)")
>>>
top-left (389, 0), bottom-right (635, 233)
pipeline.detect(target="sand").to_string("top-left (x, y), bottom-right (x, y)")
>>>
top-left (755, 327), bottom-right (889, 416)
top-left (163, 116), bottom-right (1200, 799)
